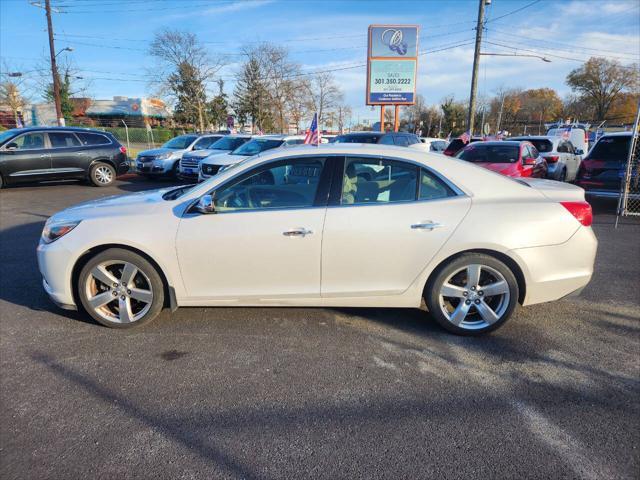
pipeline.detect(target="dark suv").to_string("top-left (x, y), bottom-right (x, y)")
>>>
top-left (334, 131), bottom-right (421, 146)
top-left (0, 127), bottom-right (129, 188)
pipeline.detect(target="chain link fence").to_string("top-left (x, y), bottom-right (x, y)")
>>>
top-left (617, 105), bottom-right (640, 218)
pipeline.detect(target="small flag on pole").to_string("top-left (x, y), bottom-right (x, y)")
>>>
top-left (459, 130), bottom-right (471, 144)
top-left (304, 112), bottom-right (320, 145)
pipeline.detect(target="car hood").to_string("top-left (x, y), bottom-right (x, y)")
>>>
top-left (184, 149), bottom-right (231, 159)
top-left (49, 187), bottom-right (179, 222)
top-left (202, 153), bottom-right (247, 166)
top-left (137, 148), bottom-right (182, 157)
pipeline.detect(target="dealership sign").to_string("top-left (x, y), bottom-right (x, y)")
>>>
top-left (367, 25), bottom-right (419, 105)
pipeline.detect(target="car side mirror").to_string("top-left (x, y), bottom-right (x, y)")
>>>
top-left (523, 157), bottom-right (537, 166)
top-left (575, 149), bottom-right (584, 155)
top-left (195, 194), bottom-right (216, 214)
top-left (5, 142), bottom-right (18, 151)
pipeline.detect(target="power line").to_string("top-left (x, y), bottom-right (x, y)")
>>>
top-left (485, 0), bottom-right (543, 23)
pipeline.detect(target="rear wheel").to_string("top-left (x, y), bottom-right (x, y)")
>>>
top-left (77, 248), bottom-right (165, 328)
top-left (424, 253), bottom-right (519, 335)
top-left (90, 162), bottom-right (116, 187)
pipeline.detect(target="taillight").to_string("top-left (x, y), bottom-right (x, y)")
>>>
top-left (119, 146), bottom-right (127, 154)
top-left (545, 155), bottom-right (559, 163)
top-left (561, 201), bottom-right (592, 226)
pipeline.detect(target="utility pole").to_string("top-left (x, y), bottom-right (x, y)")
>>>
top-left (467, 0), bottom-right (488, 136)
top-left (44, 0), bottom-right (64, 126)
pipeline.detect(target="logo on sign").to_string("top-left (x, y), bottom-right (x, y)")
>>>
top-left (381, 29), bottom-right (407, 56)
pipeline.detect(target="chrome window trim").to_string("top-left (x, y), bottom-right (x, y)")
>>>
top-left (184, 152), bottom-right (467, 217)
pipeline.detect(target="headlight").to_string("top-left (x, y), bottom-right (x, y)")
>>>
top-left (156, 152), bottom-right (173, 160)
top-left (41, 219), bottom-right (81, 244)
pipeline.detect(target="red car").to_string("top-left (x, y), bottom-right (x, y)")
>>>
top-left (456, 141), bottom-right (548, 178)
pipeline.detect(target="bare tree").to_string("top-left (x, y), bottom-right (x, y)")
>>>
top-left (335, 104), bottom-right (352, 133)
top-left (0, 81), bottom-right (26, 126)
top-left (306, 72), bottom-right (343, 129)
top-left (149, 29), bottom-right (224, 131)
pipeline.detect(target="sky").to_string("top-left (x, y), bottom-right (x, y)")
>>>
top-left (1, 0), bottom-right (639, 125)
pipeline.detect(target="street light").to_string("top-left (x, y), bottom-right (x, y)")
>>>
top-left (55, 46), bottom-right (73, 58)
top-left (480, 52), bottom-right (551, 62)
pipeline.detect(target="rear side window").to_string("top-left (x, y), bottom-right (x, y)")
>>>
top-left (76, 132), bottom-right (111, 146)
top-left (420, 169), bottom-right (455, 200)
top-left (393, 136), bottom-right (409, 147)
top-left (335, 134), bottom-right (382, 144)
top-left (588, 136), bottom-right (630, 162)
top-left (49, 132), bottom-right (81, 148)
top-left (342, 157), bottom-right (418, 205)
top-left (379, 135), bottom-right (395, 145)
top-left (446, 139), bottom-right (465, 152)
top-left (458, 144), bottom-right (519, 163)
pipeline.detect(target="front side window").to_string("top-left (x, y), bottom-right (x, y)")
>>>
top-left (211, 136), bottom-right (249, 151)
top-left (214, 157), bottom-right (327, 212)
top-left (393, 136), bottom-right (409, 147)
top-left (341, 157), bottom-right (418, 205)
top-left (163, 135), bottom-right (198, 149)
top-left (8, 132), bottom-right (46, 150)
top-left (193, 136), bottom-right (223, 150)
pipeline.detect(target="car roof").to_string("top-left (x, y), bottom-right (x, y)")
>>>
top-left (5, 126), bottom-right (113, 134)
top-left (600, 131), bottom-right (633, 137)
top-left (466, 140), bottom-right (523, 146)
top-left (511, 135), bottom-right (556, 140)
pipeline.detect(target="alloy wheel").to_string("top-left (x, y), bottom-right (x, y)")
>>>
top-left (94, 165), bottom-right (114, 184)
top-left (438, 264), bottom-right (510, 330)
top-left (84, 261), bottom-right (153, 323)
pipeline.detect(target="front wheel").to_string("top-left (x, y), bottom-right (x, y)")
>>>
top-left (424, 253), bottom-right (519, 335)
top-left (90, 162), bottom-right (116, 187)
top-left (77, 248), bottom-right (165, 328)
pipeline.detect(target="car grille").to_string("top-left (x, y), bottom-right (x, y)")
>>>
top-left (137, 156), bottom-right (155, 162)
top-left (201, 164), bottom-right (221, 176)
top-left (181, 156), bottom-right (200, 169)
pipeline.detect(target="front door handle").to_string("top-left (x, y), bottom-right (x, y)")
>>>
top-left (411, 222), bottom-right (443, 231)
top-left (283, 228), bottom-right (313, 237)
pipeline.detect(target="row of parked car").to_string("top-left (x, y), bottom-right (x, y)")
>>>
top-left (0, 125), bottom-right (633, 200)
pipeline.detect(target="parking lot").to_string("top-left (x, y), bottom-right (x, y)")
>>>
top-left (0, 177), bottom-right (638, 479)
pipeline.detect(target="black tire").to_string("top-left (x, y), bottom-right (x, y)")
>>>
top-left (171, 161), bottom-right (180, 178)
top-left (424, 253), bottom-right (519, 336)
top-left (558, 168), bottom-right (567, 182)
top-left (0, 174), bottom-right (4, 189)
top-left (89, 162), bottom-right (116, 187)
top-left (77, 248), bottom-right (165, 328)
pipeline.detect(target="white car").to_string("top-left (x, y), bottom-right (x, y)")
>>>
top-left (37, 144), bottom-right (597, 335)
top-left (420, 137), bottom-right (448, 153)
top-left (198, 134), bottom-right (306, 181)
top-left (178, 134), bottom-right (251, 181)
top-left (511, 135), bottom-right (583, 182)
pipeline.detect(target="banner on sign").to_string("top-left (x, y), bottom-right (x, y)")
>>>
top-left (367, 24), bottom-right (419, 105)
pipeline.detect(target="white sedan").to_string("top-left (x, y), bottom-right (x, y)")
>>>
top-left (37, 144), bottom-right (597, 335)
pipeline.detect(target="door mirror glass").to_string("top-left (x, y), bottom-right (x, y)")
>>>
top-left (575, 148), bottom-right (584, 155)
top-left (195, 194), bottom-right (216, 214)
top-left (5, 142), bottom-right (18, 151)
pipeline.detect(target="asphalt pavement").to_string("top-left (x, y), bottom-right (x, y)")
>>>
top-left (1, 176), bottom-right (638, 480)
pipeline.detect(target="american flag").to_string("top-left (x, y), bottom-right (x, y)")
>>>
top-left (561, 126), bottom-right (571, 140)
top-left (304, 112), bottom-right (320, 145)
top-left (459, 130), bottom-right (471, 144)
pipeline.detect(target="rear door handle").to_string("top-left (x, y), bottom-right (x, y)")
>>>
top-left (283, 228), bottom-right (313, 237)
top-left (411, 222), bottom-right (443, 231)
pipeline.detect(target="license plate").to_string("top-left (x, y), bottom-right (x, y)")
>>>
top-left (137, 162), bottom-right (143, 168)
top-left (184, 168), bottom-right (193, 174)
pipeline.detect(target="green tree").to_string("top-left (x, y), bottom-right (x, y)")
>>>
top-left (207, 79), bottom-right (228, 130)
top-left (45, 71), bottom-right (73, 122)
top-left (440, 96), bottom-right (466, 136)
top-left (233, 56), bottom-right (273, 132)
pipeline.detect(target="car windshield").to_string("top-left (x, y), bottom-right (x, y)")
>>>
top-left (512, 138), bottom-right (553, 153)
top-left (211, 136), bottom-right (249, 151)
top-left (192, 136), bottom-right (223, 150)
top-left (0, 130), bottom-right (18, 145)
top-left (334, 134), bottom-right (382, 144)
top-left (588, 136), bottom-right (630, 162)
top-left (458, 144), bottom-right (520, 163)
top-left (231, 138), bottom-right (284, 156)
top-left (163, 135), bottom-right (198, 149)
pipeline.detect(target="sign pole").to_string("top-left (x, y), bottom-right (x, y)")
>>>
top-left (394, 105), bottom-right (400, 132)
top-left (380, 105), bottom-right (386, 132)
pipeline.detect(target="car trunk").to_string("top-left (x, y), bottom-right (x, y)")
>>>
top-left (517, 178), bottom-right (586, 202)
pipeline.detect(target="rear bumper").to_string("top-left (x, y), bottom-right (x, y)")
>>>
top-left (511, 226), bottom-right (598, 306)
top-left (583, 189), bottom-right (620, 199)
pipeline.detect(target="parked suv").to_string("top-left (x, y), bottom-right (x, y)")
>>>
top-left (575, 132), bottom-right (632, 199)
top-left (178, 134), bottom-right (251, 181)
top-left (0, 127), bottom-right (128, 188)
top-left (334, 131), bottom-right (421, 147)
top-left (511, 135), bottom-right (583, 182)
top-left (136, 133), bottom-right (218, 179)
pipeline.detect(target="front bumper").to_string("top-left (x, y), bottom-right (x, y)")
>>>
top-left (37, 240), bottom-right (77, 309)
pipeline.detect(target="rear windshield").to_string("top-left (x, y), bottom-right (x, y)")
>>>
top-left (211, 136), bottom-right (249, 151)
top-left (458, 144), bottom-right (519, 163)
top-left (512, 138), bottom-right (553, 153)
top-left (334, 134), bottom-right (382, 144)
top-left (231, 138), bottom-right (284, 156)
top-left (588, 136), bottom-right (631, 162)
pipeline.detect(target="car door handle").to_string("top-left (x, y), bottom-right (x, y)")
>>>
top-left (40, 154), bottom-right (49, 158)
top-left (411, 222), bottom-right (443, 230)
top-left (283, 228), bottom-right (313, 237)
